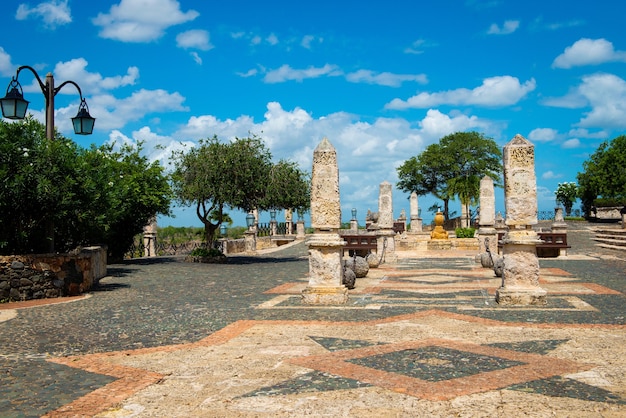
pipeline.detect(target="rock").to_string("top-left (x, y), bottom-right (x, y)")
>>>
top-left (479, 252), bottom-right (494, 268)
top-left (493, 256), bottom-right (504, 277)
top-left (366, 253), bottom-right (380, 268)
top-left (11, 261), bottom-right (25, 270)
top-left (345, 256), bottom-right (369, 278)
top-left (19, 278), bottom-right (33, 287)
top-left (342, 268), bottom-right (356, 289)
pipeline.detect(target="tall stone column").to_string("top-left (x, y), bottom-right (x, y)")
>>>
top-left (409, 192), bottom-right (422, 233)
top-left (143, 217), bottom-right (157, 257)
top-left (496, 135), bottom-right (547, 305)
top-left (285, 209), bottom-right (293, 235)
top-left (376, 181), bottom-right (396, 263)
top-left (478, 176), bottom-right (498, 255)
top-left (302, 138), bottom-right (348, 304)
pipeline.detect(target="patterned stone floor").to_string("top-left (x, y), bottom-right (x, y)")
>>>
top-left (1, 224), bottom-right (625, 417)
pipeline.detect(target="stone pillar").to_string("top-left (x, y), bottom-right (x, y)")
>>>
top-left (551, 207), bottom-right (568, 256)
top-left (461, 204), bottom-right (470, 228)
top-left (376, 181), bottom-right (397, 263)
top-left (622, 209), bottom-right (626, 229)
top-left (143, 217), bottom-right (157, 257)
top-left (296, 219), bottom-right (306, 239)
top-left (478, 176), bottom-right (498, 255)
top-left (244, 230), bottom-right (256, 253)
top-left (496, 135), bottom-right (547, 305)
top-left (409, 192), bottom-right (422, 233)
top-left (285, 209), bottom-right (293, 235)
top-left (302, 138), bottom-right (348, 304)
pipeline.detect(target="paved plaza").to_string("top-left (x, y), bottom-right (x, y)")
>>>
top-left (1, 223), bottom-right (625, 417)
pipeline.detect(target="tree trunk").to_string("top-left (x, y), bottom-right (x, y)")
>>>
top-left (203, 222), bottom-right (217, 248)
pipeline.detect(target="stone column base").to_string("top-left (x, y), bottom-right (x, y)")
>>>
top-left (302, 286), bottom-right (349, 305)
top-left (376, 230), bottom-right (397, 263)
top-left (496, 286), bottom-right (547, 306)
top-left (244, 231), bottom-right (256, 253)
top-left (409, 217), bottom-right (422, 233)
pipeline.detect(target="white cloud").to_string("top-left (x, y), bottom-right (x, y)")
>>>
top-left (301, 35), bottom-right (317, 49)
top-left (60, 89), bottom-right (189, 133)
top-left (16, 0), bottom-right (71, 29)
top-left (577, 73), bottom-right (626, 128)
top-left (552, 38), bottom-right (626, 69)
top-left (418, 109), bottom-right (490, 139)
top-left (385, 76), bottom-right (536, 109)
top-left (93, 0), bottom-right (199, 42)
top-left (562, 138), bottom-right (581, 149)
top-left (176, 30), bottom-right (213, 51)
top-left (528, 127), bottom-right (558, 142)
top-left (487, 20), bottom-right (520, 35)
top-left (263, 64), bottom-right (342, 83)
top-left (0, 47), bottom-right (14, 76)
top-left (345, 70), bottom-right (428, 87)
top-left (190, 52), bottom-right (202, 65)
top-left (107, 127), bottom-right (194, 166)
top-left (541, 170), bottom-right (562, 180)
top-left (266, 33), bottom-right (279, 46)
top-left (404, 39), bottom-right (431, 55)
top-left (46, 58), bottom-right (139, 94)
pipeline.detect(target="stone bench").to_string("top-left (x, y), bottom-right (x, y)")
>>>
top-left (497, 232), bottom-right (570, 257)
top-left (340, 234), bottom-right (377, 257)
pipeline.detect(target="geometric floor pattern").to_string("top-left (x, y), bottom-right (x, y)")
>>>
top-left (7, 251), bottom-right (625, 416)
top-left (243, 336), bottom-right (624, 404)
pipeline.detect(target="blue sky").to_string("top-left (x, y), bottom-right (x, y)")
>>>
top-left (2, 0), bottom-right (625, 227)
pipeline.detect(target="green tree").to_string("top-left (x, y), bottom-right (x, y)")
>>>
top-left (554, 182), bottom-right (578, 216)
top-left (261, 159), bottom-right (311, 214)
top-left (0, 117), bottom-right (172, 258)
top-left (577, 135), bottom-right (626, 215)
top-left (396, 131), bottom-right (501, 220)
top-left (171, 135), bottom-right (311, 247)
top-left (75, 142), bottom-right (172, 261)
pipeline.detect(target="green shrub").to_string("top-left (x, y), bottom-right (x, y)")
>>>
top-left (190, 247), bottom-right (224, 257)
top-left (593, 197), bottom-right (626, 207)
top-left (455, 227), bottom-right (476, 238)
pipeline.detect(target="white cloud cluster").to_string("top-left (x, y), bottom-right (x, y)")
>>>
top-left (93, 0), bottom-right (199, 42)
top-left (552, 38), bottom-right (626, 69)
top-left (385, 76), bottom-right (536, 109)
top-left (16, 0), bottom-right (71, 29)
top-left (51, 58), bottom-right (139, 94)
top-left (345, 70), bottom-right (428, 87)
top-left (543, 72), bottom-right (626, 129)
top-left (116, 101), bottom-right (495, 218)
top-left (0, 47), bottom-right (14, 77)
top-left (577, 73), bottom-right (626, 128)
top-left (176, 30), bottom-right (213, 51)
top-left (263, 64), bottom-right (342, 83)
top-left (528, 128), bottom-right (558, 142)
top-left (487, 20), bottom-right (520, 35)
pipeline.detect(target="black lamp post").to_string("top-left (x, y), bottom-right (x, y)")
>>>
top-left (1, 66), bottom-right (95, 253)
top-left (1, 65), bottom-right (95, 140)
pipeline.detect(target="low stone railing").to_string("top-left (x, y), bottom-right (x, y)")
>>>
top-left (0, 246), bottom-right (107, 303)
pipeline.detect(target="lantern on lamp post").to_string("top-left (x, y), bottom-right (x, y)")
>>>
top-left (1, 66), bottom-right (95, 140)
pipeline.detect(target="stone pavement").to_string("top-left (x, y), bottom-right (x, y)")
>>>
top-left (1, 222), bottom-right (625, 417)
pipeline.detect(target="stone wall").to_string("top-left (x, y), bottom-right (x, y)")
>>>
top-left (223, 238), bottom-right (246, 254)
top-left (589, 206), bottom-right (624, 222)
top-left (0, 246), bottom-right (107, 303)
